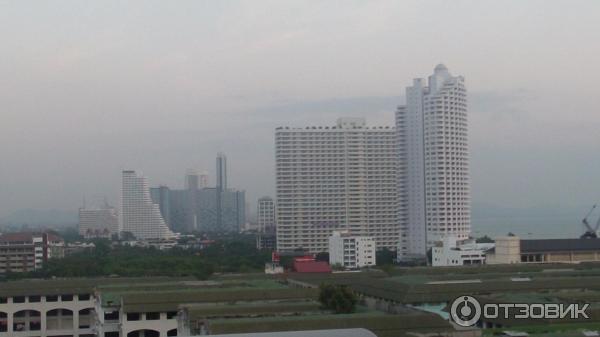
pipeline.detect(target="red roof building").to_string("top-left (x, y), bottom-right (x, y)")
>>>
top-left (293, 256), bottom-right (332, 273)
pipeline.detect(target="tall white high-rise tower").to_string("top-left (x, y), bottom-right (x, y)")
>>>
top-left (120, 170), bottom-right (175, 239)
top-left (396, 64), bottom-right (470, 258)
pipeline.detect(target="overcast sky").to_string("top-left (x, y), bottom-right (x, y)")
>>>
top-left (1, 0), bottom-right (599, 218)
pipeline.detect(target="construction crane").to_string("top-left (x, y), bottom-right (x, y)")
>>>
top-left (581, 204), bottom-right (600, 239)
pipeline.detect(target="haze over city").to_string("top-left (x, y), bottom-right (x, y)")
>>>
top-left (5, 3), bottom-right (600, 336)
top-left (1, 0), bottom-right (599, 233)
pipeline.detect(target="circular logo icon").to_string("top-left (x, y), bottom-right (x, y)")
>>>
top-left (450, 295), bottom-right (481, 327)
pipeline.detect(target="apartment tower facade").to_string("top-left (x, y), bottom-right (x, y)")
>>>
top-left (396, 64), bottom-right (470, 258)
top-left (275, 118), bottom-right (398, 253)
top-left (120, 170), bottom-right (175, 239)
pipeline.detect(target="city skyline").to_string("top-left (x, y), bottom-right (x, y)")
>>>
top-left (1, 1), bottom-right (600, 224)
top-left (2, 3), bottom-right (600, 336)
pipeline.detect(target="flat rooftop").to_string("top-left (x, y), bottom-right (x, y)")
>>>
top-left (521, 238), bottom-right (600, 253)
top-left (202, 328), bottom-right (377, 337)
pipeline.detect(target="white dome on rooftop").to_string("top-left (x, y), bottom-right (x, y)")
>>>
top-left (434, 63), bottom-right (448, 72)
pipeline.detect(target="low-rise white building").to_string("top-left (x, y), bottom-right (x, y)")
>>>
top-left (431, 236), bottom-right (494, 267)
top-left (328, 231), bottom-right (376, 269)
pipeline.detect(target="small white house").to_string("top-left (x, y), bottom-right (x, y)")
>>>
top-left (329, 231), bottom-right (376, 269)
top-left (431, 236), bottom-right (494, 267)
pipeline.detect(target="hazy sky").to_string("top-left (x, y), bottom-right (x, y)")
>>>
top-left (1, 0), bottom-right (600, 218)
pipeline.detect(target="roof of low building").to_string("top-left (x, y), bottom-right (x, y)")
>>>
top-left (185, 301), bottom-right (321, 321)
top-left (202, 329), bottom-right (377, 337)
top-left (0, 279), bottom-right (96, 297)
top-left (120, 287), bottom-right (318, 313)
top-left (0, 232), bottom-right (63, 243)
top-left (521, 238), bottom-right (600, 253)
top-left (0, 276), bottom-right (192, 297)
top-left (293, 261), bottom-right (332, 273)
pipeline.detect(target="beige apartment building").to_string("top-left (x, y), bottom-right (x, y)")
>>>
top-left (0, 232), bottom-right (64, 274)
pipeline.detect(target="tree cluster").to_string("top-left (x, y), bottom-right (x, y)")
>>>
top-left (318, 283), bottom-right (357, 314)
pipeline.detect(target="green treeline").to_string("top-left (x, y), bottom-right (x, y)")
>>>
top-left (4, 235), bottom-right (271, 280)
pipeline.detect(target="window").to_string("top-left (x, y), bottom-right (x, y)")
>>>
top-left (61, 294), bottom-right (73, 301)
top-left (104, 311), bottom-right (119, 321)
top-left (78, 294), bottom-right (91, 301)
top-left (146, 312), bottom-right (160, 320)
top-left (29, 296), bottom-right (41, 303)
top-left (46, 295), bottom-right (58, 302)
top-left (166, 311), bottom-right (177, 319)
top-left (13, 296), bottom-right (25, 303)
top-left (127, 313), bottom-right (141, 321)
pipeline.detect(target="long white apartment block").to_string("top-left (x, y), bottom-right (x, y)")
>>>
top-left (275, 118), bottom-right (398, 253)
top-left (329, 231), bottom-right (376, 269)
top-left (396, 64), bottom-right (471, 259)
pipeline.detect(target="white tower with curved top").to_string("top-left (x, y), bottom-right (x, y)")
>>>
top-left (397, 64), bottom-right (470, 259)
top-left (120, 170), bottom-right (175, 239)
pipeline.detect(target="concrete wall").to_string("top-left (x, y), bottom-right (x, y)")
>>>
top-left (486, 236), bottom-right (520, 265)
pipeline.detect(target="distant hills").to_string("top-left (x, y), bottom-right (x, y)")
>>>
top-left (472, 202), bottom-right (582, 219)
top-left (0, 209), bottom-right (78, 230)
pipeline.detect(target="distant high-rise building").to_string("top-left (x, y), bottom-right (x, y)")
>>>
top-left (78, 199), bottom-right (119, 239)
top-left (184, 169), bottom-right (202, 231)
top-left (396, 64), bottom-right (470, 258)
top-left (185, 169), bottom-right (209, 190)
top-left (216, 153), bottom-right (227, 191)
top-left (167, 189), bottom-right (189, 232)
top-left (120, 170), bottom-right (175, 239)
top-left (257, 196), bottom-right (276, 233)
top-left (150, 185), bottom-right (171, 226)
top-left (150, 160), bottom-right (246, 233)
top-left (216, 153), bottom-right (228, 230)
top-left (275, 118), bottom-right (398, 253)
top-left (256, 196), bottom-right (276, 250)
